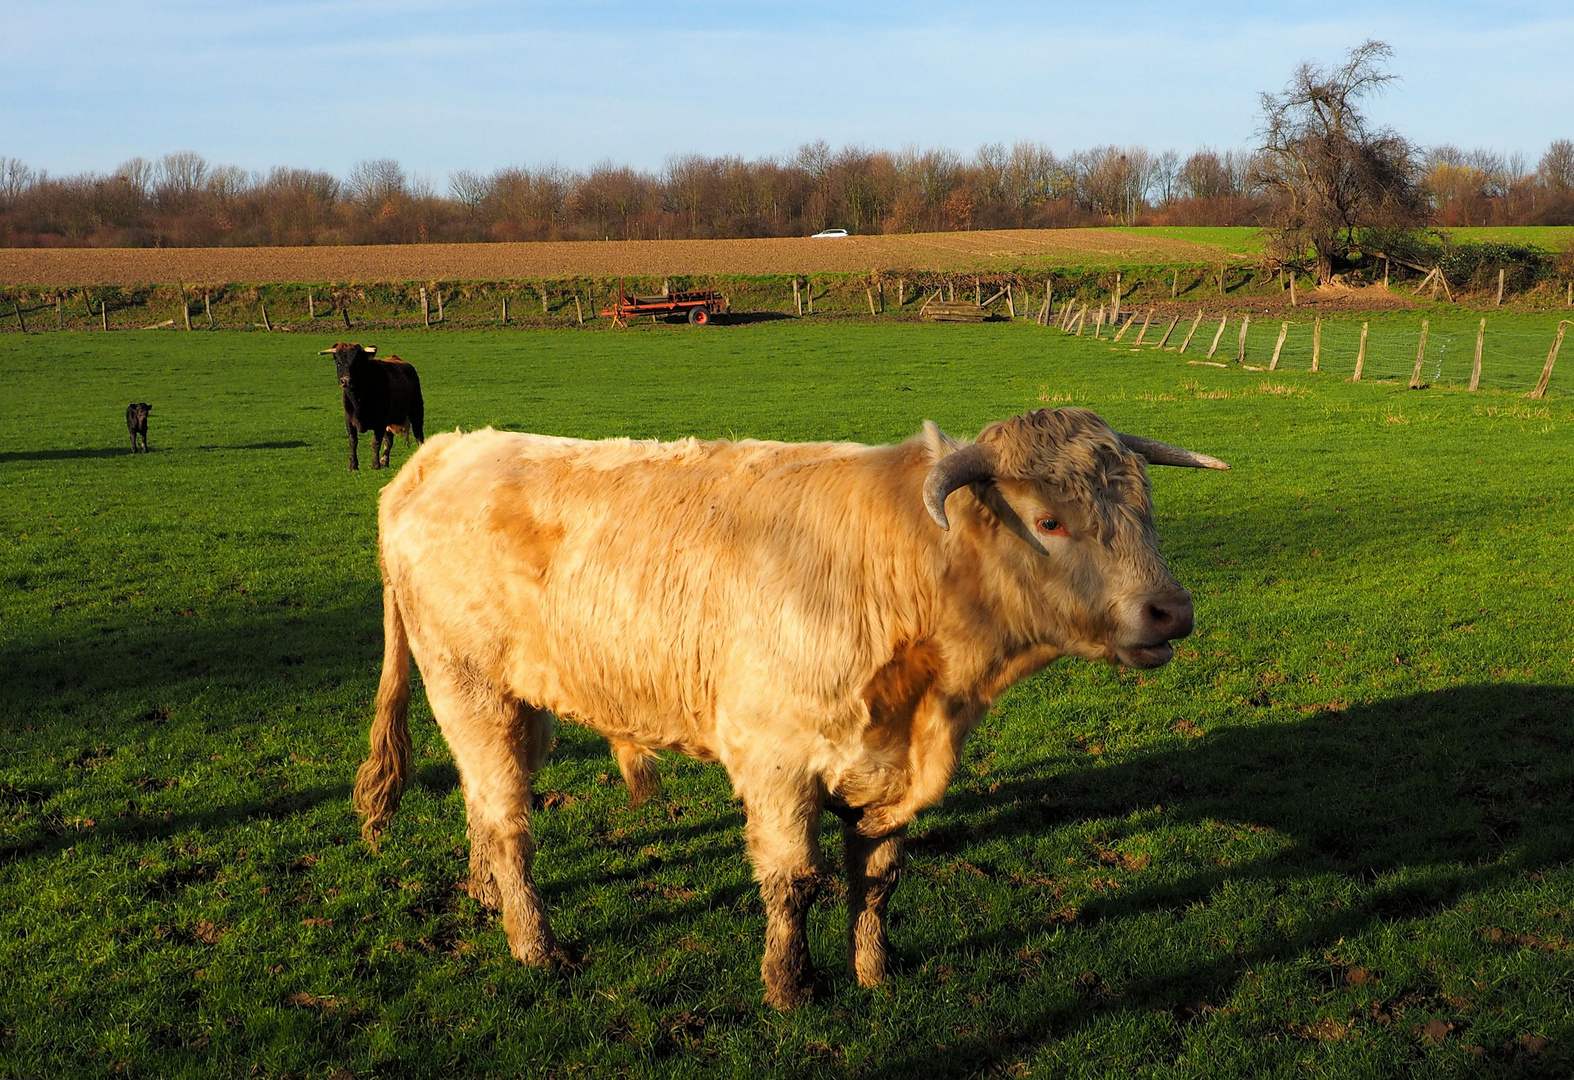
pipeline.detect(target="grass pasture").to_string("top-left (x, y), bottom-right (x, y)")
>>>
top-left (3, 321), bottom-right (1573, 1078)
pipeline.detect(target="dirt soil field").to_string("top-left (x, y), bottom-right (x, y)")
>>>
top-left (0, 229), bottom-right (1240, 287)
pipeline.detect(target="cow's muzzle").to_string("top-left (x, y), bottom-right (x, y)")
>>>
top-left (1115, 589), bottom-right (1194, 668)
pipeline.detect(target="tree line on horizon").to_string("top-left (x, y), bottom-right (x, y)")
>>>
top-left (2, 136), bottom-right (1570, 251)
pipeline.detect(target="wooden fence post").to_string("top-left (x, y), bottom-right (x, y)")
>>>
top-left (1170, 270), bottom-right (1177, 299)
top-left (1115, 312), bottom-right (1136, 342)
top-left (101, 299), bottom-right (109, 331)
top-left (437, 289), bottom-right (444, 323)
top-left (1269, 321), bottom-right (1289, 370)
top-left (540, 282), bottom-right (549, 315)
top-left (898, 279), bottom-right (905, 306)
top-left (575, 294), bottom-right (584, 325)
top-left (1206, 316), bottom-right (1228, 358)
top-left (1075, 303), bottom-right (1088, 336)
top-left (1496, 268), bottom-right (1505, 307)
top-left (502, 296), bottom-right (509, 324)
top-left (1409, 320), bottom-right (1430, 388)
top-left (1133, 309), bottom-right (1153, 345)
top-left (793, 278), bottom-right (802, 316)
top-left (55, 293), bottom-right (63, 330)
top-left (309, 291), bottom-right (316, 319)
top-left (866, 288), bottom-right (878, 316)
top-left (421, 287), bottom-right (430, 327)
top-left (1469, 317), bottom-right (1485, 391)
top-left (1112, 272), bottom-right (1121, 323)
top-left (1005, 283), bottom-right (1014, 319)
top-left (1352, 322), bottom-right (1368, 381)
top-left (13, 300), bottom-right (25, 332)
top-left (1527, 320), bottom-right (1570, 399)
top-left (1236, 314), bottom-right (1250, 362)
top-left (1178, 309), bottom-right (1204, 353)
top-left (1218, 262), bottom-right (1226, 296)
top-left (1289, 274), bottom-right (1297, 307)
top-left (179, 282), bottom-right (191, 331)
top-left (204, 293), bottom-right (212, 328)
top-left (1094, 303), bottom-right (1105, 338)
top-left (260, 302), bottom-right (272, 332)
top-left (342, 306), bottom-right (352, 330)
top-left (1156, 314), bottom-right (1179, 348)
top-left (806, 280), bottom-right (813, 314)
top-left (1311, 316), bottom-right (1321, 371)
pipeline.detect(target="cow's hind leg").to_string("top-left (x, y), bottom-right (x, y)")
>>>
top-left (424, 667), bottom-right (562, 968)
top-left (843, 822), bottom-right (904, 987)
top-left (611, 738), bottom-right (661, 807)
top-left (741, 773), bottom-right (823, 1009)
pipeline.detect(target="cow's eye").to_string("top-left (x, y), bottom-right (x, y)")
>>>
top-left (1037, 517), bottom-right (1066, 536)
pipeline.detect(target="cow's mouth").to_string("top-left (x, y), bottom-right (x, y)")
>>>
top-left (1118, 641), bottom-right (1175, 668)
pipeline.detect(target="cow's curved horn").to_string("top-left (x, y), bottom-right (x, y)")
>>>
top-left (923, 443), bottom-right (996, 530)
top-left (1118, 434), bottom-right (1230, 470)
top-left (318, 348), bottom-right (336, 355)
top-left (364, 346), bottom-right (376, 355)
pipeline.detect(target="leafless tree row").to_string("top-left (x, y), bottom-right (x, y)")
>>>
top-left (0, 133), bottom-right (1568, 248)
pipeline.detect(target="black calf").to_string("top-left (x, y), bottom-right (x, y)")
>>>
top-left (126, 402), bottom-right (151, 453)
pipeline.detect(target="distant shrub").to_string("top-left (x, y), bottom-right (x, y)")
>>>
top-left (1436, 242), bottom-right (1550, 293)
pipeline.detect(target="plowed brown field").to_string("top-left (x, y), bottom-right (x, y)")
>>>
top-left (0, 229), bottom-right (1236, 286)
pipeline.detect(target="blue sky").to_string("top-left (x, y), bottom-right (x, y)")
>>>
top-left (3, 1), bottom-right (1570, 180)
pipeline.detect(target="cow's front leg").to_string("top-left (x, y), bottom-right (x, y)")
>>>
top-left (347, 423), bottom-right (360, 471)
top-left (742, 778), bottom-right (823, 1010)
top-left (844, 821), bottom-right (904, 986)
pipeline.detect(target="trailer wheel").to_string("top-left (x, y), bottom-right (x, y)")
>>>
top-left (688, 307), bottom-right (710, 326)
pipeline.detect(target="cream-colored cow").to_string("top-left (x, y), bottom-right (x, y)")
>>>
top-left (354, 407), bottom-right (1226, 1009)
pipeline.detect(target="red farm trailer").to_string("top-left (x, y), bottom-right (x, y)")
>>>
top-left (600, 284), bottom-right (727, 327)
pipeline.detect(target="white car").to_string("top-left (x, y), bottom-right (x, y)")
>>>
top-left (810, 228), bottom-right (849, 238)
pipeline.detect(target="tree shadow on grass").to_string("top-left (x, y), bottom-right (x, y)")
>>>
top-left (863, 682), bottom-right (1574, 1078)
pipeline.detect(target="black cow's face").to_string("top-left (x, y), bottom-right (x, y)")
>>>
top-left (322, 343), bottom-right (375, 389)
top-left (128, 403), bottom-right (151, 423)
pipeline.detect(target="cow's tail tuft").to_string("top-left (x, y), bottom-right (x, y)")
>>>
top-left (353, 584), bottom-right (413, 848)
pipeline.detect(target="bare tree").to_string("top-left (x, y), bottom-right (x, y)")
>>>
top-left (1539, 140), bottom-right (1574, 191)
top-left (448, 170), bottom-right (489, 216)
top-left (1253, 40), bottom-right (1424, 282)
top-left (0, 157), bottom-right (36, 206)
top-left (346, 158), bottom-right (407, 209)
top-left (155, 152), bottom-right (209, 209)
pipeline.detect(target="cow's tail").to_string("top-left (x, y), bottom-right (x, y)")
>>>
top-left (353, 584), bottom-right (413, 848)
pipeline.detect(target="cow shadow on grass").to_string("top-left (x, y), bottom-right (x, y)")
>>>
top-left (0, 446), bottom-right (140, 463)
top-left (862, 682), bottom-right (1574, 1078)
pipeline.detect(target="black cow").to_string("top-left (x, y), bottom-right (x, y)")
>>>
top-left (126, 402), bottom-right (151, 453)
top-left (320, 343), bottom-right (425, 471)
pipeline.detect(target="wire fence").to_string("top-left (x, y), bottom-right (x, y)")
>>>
top-left (1080, 311), bottom-right (1574, 396)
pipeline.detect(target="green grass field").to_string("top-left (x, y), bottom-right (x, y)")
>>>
top-left (3, 320), bottom-right (1573, 1079)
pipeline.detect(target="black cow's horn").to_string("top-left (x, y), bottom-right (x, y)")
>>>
top-left (318, 348), bottom-right (336, 355)
top-left (364, 346), bottom-right (376, 354)
top-left (923, 443), bottom-right (996, 530)
top-left (1118, 434), bottom-right (1230, 470)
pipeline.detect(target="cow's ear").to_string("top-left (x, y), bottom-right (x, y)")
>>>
top-left (922, 420), bottom-right (960, 461)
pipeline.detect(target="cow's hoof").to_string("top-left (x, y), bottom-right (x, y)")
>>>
top-left (464, 873), bottom-right (502, 911)
top-left (513, 941), bottom-right (571, 973)
top-left (763, 978), bottom-right (814, 1011)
